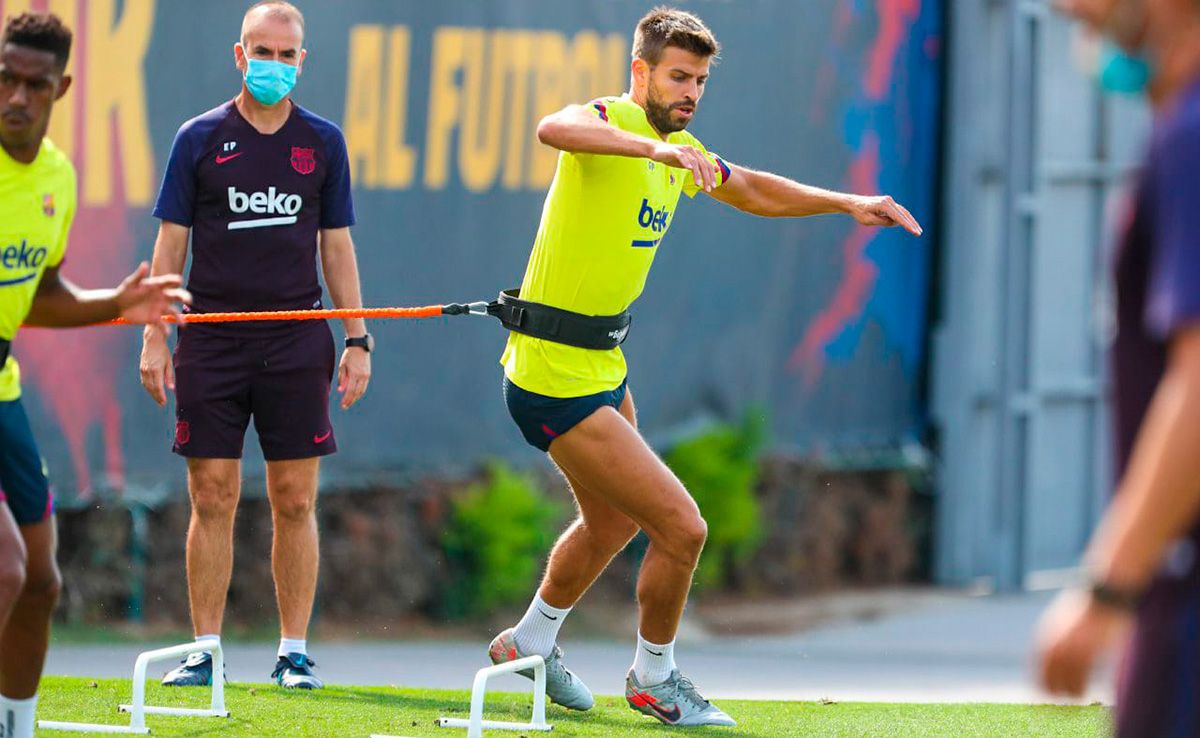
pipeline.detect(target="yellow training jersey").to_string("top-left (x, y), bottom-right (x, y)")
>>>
top-left (501, 94), bottom-right (730, 397)
top-left (0, 138), bottom-right (76, 401)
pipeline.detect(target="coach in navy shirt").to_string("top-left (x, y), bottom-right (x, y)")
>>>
top-left (1039, 0), bottom-right (1200, 734)
top-left (139, 0), bottom-right (370, 690)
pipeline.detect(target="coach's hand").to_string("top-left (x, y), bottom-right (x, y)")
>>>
top-left (650, 142), bottom-right (719, 192)
top-left (338, 347), bottom-right (371, 409)
top-left (845, 195), bottom-right (923, 237)
top-left (1035, 587), bottom-right (1129, 697)
top-left (140, 329), bottom-right (175, 407)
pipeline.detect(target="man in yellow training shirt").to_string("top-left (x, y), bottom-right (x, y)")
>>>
top-left (488, 6), bottom-right (923, 728)
top-left (0, 13), bottom-right (189, 738)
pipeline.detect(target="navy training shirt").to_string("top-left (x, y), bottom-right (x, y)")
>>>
top-left (153, 100), bottom-right (355, 334)
top-left (1112, 79), bottom-right (1200, 490)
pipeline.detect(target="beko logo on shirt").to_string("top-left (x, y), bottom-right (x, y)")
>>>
top-left (227, 186), bottom-right (302, 230)
top-left (631, 197), bottom-right (671, 248)
top-left (0, 240), bottom-right (49, 286)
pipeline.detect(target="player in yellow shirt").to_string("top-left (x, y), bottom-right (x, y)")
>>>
top-left (488, 7), bottom-right (923, 728)
top-left (0, 14), bottom-right (188, 738)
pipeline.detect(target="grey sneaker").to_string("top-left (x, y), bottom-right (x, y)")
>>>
top-left (488, 628), bottom-right (594, 711)
top-left (161, 651), bottom-right (213, 687)
top-left (626, 669), bottom-right (737, 727)
top-left (271, 653), bottom-right (324, 689)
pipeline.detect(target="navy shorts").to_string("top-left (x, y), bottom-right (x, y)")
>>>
top-left (503, 377), bottom-right (628, 452)
top-left (173, 320), bottom-right (337, 461)
top-left (0, 399), bottom-right (52, 525)
top-left (1116, 565), bottom-right (1200, 737)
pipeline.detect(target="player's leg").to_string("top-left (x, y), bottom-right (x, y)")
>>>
top-left (0, 397), bottom-right (54, 737)
top-left (263, 457), bottom-right (322, 688)
top-left (252, 320), bottom-right (336, 689)
top-left (166, 330), bottom-right (254, 686)
top-left (0, 517), bottom-right (59, 697)
top-left (0, 505), bottom-right (25, 645)
top-left (547, 405), bottom-right (735, 727)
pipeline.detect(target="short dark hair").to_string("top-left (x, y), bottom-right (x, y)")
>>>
top-left (1, 12), bottom-right (72, 69)
top-left (632, 6), bottom-right (719, 65)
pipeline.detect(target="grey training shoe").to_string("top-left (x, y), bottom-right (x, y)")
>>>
top-left (271, 653), bottom-right (324, 689)
top-left (625, 669), bottom-right (737, 727)
top-left (161, 651), bottom-right (213, 687)
top-left (488, 628), bottom-right (594, 711)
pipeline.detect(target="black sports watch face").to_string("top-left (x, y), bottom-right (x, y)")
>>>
top-left (346, 333), bottom-right (374, 352)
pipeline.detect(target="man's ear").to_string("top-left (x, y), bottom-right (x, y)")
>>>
top-left (54, 73), bottom-right (72, 101)
top-left (233, 42), bottom-right (247, 73)
top-left (296, 48), bottom-right (307, 77)
top-left (631, 58), bottom-right (650, 89)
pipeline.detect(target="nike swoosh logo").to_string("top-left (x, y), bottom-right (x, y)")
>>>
top-left (649, 703), bottom-right (682, 722)
top-left (538, 610), bottom-right (559, 621)
top-left (215, 152), bottom-right (243, 164)
top-left (630, 689), bottom-right (682, 723)
top-left (313, 430), bottom-right (332, 444)
top-left (644, 648), bottom-right (664, 656)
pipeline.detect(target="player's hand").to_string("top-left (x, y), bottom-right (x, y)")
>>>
top-left (845, 195), bottom-right (923, 236)
top-left (116, 261), bottom-right (192, 337)
top-left (337, 347), bottom-right (371, 410)
top-left (139, 327), bottom-right (175, 407)
top-left (1035, 588), bottom-right (1130, 697)
top-left (650, 142), bottom-right (719, 192)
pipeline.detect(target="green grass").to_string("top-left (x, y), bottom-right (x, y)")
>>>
top-left (35, 677), bottom-right (1110, 738)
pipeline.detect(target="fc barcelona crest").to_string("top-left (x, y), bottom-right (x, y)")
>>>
top-left (290, 146), bottom-right (316, 175)
top-left (42, 193), bottom-right (54, 217)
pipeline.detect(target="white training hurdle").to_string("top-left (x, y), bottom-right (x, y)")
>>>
top-left (370, 655), bottom-right (553, 738)
top-left (39, 640), bottom-right (230, 734)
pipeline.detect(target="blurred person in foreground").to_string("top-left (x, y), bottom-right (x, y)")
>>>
top-left (0, 12), bottom-right (189, 737)
top-left (485, 5), bottom-right (922, 728)
top-left (1038, 0), bottom-right (1200, 734)
top-left (140, 0), bottom-right (368, 690)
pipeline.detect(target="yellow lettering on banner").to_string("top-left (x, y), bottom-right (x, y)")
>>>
top-left (0, 0), bottom-right (34, 19)
top-left (569, 31), bottom-right (604, 103)
top-left (528, 31), bottom-right (568, 189)
top-left (381, 26), bottom-right (416, 189)
top-left (44, 0), bottom-right (78, 160)
top-left (343, 25), bottom-right (385, 187)
top-left (424, 27), bottom-right (465, 190)
top-left (501, 31), bottom-right (535, 190)
top-left (84, 0), bottom-right (155, 206)
top-left (458, 29), bottom-right (506, 192)
top-left (601, 34), bottom-right (628, 98)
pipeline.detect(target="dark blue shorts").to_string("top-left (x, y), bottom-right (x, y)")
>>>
top-left (1116, 567), bottom-right (1200, 738)
top-left (173, 320), bottom-right (337, 461)
top-left (503, 377), bottom-right (628, 452)
top-left (0, 399), bottom-right (53, 525)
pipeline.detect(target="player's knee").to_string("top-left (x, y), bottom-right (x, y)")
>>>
top-left (270, 485), bottom-right (316, 523)
top-left (659, 514), bottom-right (707, 566)
top-left (189, 476), bottom-right (239, 521)
top-left (20, 567), bottom-right (61, 611)
top-left (0, 556), bottom-right (27, 606)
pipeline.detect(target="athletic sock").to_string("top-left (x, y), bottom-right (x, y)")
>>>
top-left (511, 594), bottom-right (572, 658)
top-left (0, 693), bottom-right (37, 738)
top-left (632, 633), bottom-right (676, 687)
top-left (279, 638), bottom-right (307, 658)
top-left (195, 633), bottom-right (220, 653)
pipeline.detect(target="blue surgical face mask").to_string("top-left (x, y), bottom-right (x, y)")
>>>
top-left (1097, 42), bottom-right (1154, 95)
top-left (244, 58), bottom-right (298, 106)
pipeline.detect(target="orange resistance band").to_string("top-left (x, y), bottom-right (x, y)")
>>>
top-left (101, 306), bottom-right (447, 326)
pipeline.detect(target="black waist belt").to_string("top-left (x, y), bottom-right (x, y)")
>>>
top-left (486, 289), bottom-right (631, 350)
top-left (0, 339), bottom-right (9, 366)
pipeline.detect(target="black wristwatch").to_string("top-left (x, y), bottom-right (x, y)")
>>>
top-left (345, 333), bottom-right (374, 353)
top-left (1088, 579), bottom-right (1143, 613)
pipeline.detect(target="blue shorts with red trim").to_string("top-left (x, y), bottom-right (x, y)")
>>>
top-left (503, 377), bottom-right (627, 452)
top-left (0, 398), bottom-right (53, 525)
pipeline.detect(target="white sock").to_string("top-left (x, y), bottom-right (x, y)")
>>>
top-left (279, 638), bottom-right (307, 658)
top-left (632, 633), bottom-right (676, 686)
top-left (511, 594), bottom-right (572, 658)
top-left (195, 633), bottom-right (220, 652)
top-left (0, 693), bottom-right (37, 738)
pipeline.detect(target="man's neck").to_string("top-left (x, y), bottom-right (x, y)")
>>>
top-left (0, 138), bottom-right (40, 165)
top-left (234, 87), bottom-right (292, 135)
top-left (1151, 21), bottom-right (1200, 109)
top-left (627, 88), bottom-right (669, 140)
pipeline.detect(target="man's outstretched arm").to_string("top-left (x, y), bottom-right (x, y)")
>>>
top-left (24, 261), bottom-right (189, 329)
top-left (708, 162), bottom-right (923, 235)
